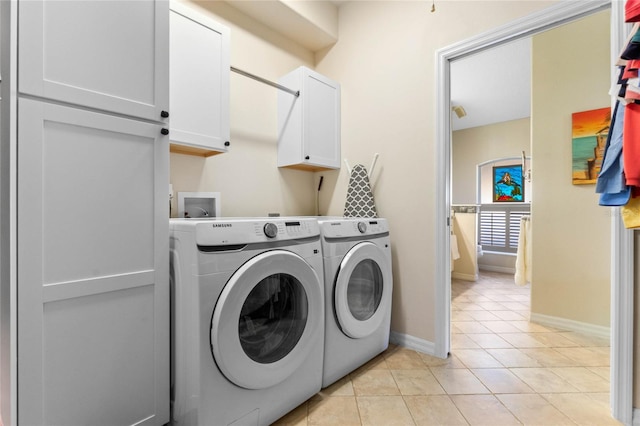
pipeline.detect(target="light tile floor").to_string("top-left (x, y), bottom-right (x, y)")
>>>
top-left (273, 271), bottom-right (621, 425)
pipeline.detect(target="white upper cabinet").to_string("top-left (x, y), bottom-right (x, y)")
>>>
top-left (169, 3), bottom-right (230, 157)
top-left (18, 0), bottom-right (169, 122)
top-left (278, 66), bottom-right (341, 171)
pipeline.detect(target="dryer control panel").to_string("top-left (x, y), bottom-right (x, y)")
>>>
top-left (319, 218), bottom-right (389, 239)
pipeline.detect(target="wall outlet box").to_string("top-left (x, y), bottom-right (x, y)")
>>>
top-left (178, 192), bottom-right (221, 218)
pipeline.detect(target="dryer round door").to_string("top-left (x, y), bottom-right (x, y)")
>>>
top-left (334, 242), bottom-right (392, 339)
top-left (211, 250), bottom-right (322, 390)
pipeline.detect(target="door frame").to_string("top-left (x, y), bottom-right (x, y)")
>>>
top-left (434, 1), bottom-right (633, 424)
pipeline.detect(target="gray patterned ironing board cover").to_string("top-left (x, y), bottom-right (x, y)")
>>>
top-left (343, 163), bottom-right (378, 218)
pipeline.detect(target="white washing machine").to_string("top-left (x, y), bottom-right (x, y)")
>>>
top-left (169, 217), bottom-right (324, 426)
top-left (318, 217), bottom-right (393, 388)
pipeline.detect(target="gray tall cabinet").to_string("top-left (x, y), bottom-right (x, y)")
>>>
top-left (1, 1), bottom-right (170, 425)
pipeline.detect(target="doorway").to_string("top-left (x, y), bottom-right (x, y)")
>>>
top-left (434, 1), bottom-right (633, 424)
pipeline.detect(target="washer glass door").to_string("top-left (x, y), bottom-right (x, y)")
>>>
top-left (335, 242), bottom-right (392, 339)
top-left (239, 272), bottom-right (307, 364)
top-left (211, 250), bottom-right (322, 390)
top-left (347, 259), bottom-right (383, 320)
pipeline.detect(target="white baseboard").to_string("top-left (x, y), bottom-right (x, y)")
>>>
top-left (478, 264), bottom-right (516, 274)
top-left (530, 312), bottom-right (610, 340)
top-left (451, 271), bottom-right (478, 281)
top-left (633, 408), bottom-right (640, 426)
top-left (389, 331), bottom-right (437, 356)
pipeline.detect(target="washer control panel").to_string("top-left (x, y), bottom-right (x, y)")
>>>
top-left (184, 218), bottom-right (320, 246)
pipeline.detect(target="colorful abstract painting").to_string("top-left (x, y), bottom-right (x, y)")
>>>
top-left (572, 107), bottom-right (611, 185)
top-left (493, 164), bottom-right (524, 202)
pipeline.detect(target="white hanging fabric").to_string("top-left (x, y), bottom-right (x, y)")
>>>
top-left (450, 215), bottom-right (461, 272)
top-left (514, 216), bottom-right (532, 286)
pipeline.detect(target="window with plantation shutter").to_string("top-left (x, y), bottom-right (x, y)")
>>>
top-left (479, 204), bottom-right (530, 253)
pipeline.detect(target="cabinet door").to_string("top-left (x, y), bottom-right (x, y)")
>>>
top-left (18, 0), bottom-right (169, 122)
top-left (278, 67), bottom-right (340, 171)
top-left (17, 98), bottom-right (169, 426)
top-left (303, 69), bottom-right (341, 169)
top-left (169, 4), bottom-right (230, 156)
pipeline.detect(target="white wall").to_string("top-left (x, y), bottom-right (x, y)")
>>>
top-left (530, 10), bottom-right (611, 328)
top-left (169, 1), bottom-right (318, 218)
top-left (315, 1), bottom-right (558, 343)
top-left (453, 118), bottom-right (531, 205)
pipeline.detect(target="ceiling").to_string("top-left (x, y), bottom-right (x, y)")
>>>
top-left (224, 1), bottom-right (339, 51)
top-left (450, 37), bottom-right (531, 131)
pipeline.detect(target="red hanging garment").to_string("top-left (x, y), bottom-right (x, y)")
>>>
top-left (624, 102), bottom-right (640, 186)
top-left (627, 0), bottom-right (640, 22)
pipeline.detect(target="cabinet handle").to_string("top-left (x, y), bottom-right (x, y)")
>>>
top-left (305, 155), bottom-right (310, 160)
top-left (224, 141), bottom-right (230, 147)
top-left (161, 128), bottom-right (169, 135)
top-left (161, 111), bottom-right (169, 118)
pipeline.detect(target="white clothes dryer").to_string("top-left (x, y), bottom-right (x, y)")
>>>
top-left (169, 217), bottom-right (324, 426)
top-left (317, 218), bottom-right (393, 388)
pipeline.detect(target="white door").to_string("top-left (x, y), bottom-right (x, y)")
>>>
top-left (211, 250), bottom-right (322, 390)
top-left (334, 242), bottom-right (392, 339)
top-left (18, 0), bottom-right (169, 122)
top-left (17, 98), bottom-right (169, 425)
